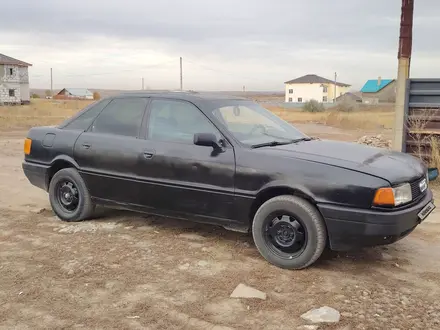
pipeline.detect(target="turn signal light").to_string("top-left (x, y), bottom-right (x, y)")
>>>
top-left (373, 188), bottom-right (395, 206)
top-left (24, 138), bottom-right (32, 155)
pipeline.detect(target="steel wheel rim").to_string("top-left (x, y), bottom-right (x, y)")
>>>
top-left (263, 213), bottom-right (307, 259)
top-left (56, 180), bottom-right (79, 212)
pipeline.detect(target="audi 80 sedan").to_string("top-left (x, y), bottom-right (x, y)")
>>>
top-left (22, 92), bottom-right (435, 269)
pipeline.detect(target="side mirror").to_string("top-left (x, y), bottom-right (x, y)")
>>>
top-left (194, 133), bottom-right (223, 150)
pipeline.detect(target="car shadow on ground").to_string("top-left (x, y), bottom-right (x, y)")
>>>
top-left (87, 207), bottom-right (405, 271)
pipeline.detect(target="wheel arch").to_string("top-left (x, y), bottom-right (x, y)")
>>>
top-left (249, 183), bottom-right (318, 224)
top-left (46, 155), bottom-right (79, 189)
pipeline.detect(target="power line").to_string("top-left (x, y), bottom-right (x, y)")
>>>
top-left (32, 59), bottom-right (176, 79)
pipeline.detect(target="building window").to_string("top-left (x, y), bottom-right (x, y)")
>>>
top-left (288, 97), bottom-right (292, 102)
top-left (9, 89), bottom-right (15, 97)
top-left (9, 68), bottom-right (14, 75)
top-left (288, 89), bottom-right (293, 94)
top-left (323, 86), bottom-right (328, 93)
top-left (298, 97), bottom-right (303, 102)
top-left (323, 96), bottom-right (327, 102)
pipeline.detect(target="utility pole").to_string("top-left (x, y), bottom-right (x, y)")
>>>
top-left (393, 0), bottom-right (414, 151)
top-left (50, 68), bottom-right (53, 97)
top-left (333, 72), bottom-right (337, 103)
top-left (142, 77), bottom-right (144, 90)
top-left (180, 57), bottom-right (183, 90)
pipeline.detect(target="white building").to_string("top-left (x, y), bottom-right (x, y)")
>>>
top-left (284, 74), bottom-right (351, 103)
top-left (0, 54), bottom-right (32, 105)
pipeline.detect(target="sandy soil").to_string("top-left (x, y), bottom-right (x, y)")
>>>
top-left (0, 128), bottom-right (439, 330)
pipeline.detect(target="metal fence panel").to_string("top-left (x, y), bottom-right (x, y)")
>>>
top-left (404, 79), bottom-right (440, 164)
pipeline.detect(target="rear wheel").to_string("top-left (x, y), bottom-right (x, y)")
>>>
top-left (252, 195), bottom-right (327, 269)
top-left (49, 168), bottom-right (95, 222)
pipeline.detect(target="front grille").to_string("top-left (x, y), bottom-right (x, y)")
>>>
top-left (410, 176), bottom-right (426, 201)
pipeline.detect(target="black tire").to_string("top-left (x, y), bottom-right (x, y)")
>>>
top-left (48, 168), bottom-right (95, 222)
top-left (252, 195), bottom-right (327, 270)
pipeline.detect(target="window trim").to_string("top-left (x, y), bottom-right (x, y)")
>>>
top-left (143, 97), bottom-right (231, 147)
top-left (58, 98), bottom-right (111, 129)
top-left (87, 97), bottom-right (150, 139)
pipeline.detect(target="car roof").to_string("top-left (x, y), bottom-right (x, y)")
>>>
top-left (113, 91), bottom-right (248, 102)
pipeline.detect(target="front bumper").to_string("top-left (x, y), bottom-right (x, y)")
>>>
top-left (318, 189), bottom-right (434, 251)
top-left (22, 161), bottom-right (50, 191)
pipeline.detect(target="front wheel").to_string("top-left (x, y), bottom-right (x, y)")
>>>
top-left (252, 195), bottom-right (327, 269)
top-left (48, 168), bottom-right (95, 222)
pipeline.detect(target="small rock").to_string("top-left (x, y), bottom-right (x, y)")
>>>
top-left (230, 283), bottom-right (266, 300)
top-left (362, 291), bottom-right (369, 297)
top-left (178, 233), bottom-right (206, 241)
top-left (380, 252), bottom-right (394, 261)
top-left (300, 306), bottom-right (340, 324)
top-left (197, 260), bottom-right (208, 267)
top-left (31, 208), bottom-right (46, 214)
top-left (341, 312), bottom-right (353, 317)
top-left (297, 325), bottom-right (319, 330)
top-left (274, 286), bottom-right (282, 293)
top-left (178, 263), bottom-right (190, 270)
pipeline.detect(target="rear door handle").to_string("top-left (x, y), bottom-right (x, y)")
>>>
top-left (82, 143), bottom-right (91, 149)
top-left (143, 150), bottom-right (155, 159)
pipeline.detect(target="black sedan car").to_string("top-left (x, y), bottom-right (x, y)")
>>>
top-left (22, 92), bottom-right (435, 269)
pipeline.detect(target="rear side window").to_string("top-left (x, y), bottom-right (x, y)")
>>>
top-left (64, 99), bottom-right (111, 131)
top-left (91, 98), bottom-right (148, 138)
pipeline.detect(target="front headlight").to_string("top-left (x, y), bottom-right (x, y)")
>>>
top-left (373, 183), bottom-right (412, 206)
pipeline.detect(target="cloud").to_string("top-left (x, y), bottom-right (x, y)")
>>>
top-left (1, 0), bottom-right (440, 90)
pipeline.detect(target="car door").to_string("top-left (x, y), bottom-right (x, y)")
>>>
top-left (136, 98), bottom-right (236, 221)
top-left (74, 97), bottom-right (150, 205)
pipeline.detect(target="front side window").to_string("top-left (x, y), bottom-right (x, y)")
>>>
top-left (63, 99), bottom-right (111, 131)
top-left (91, 98), bottom-right (147, 137)
top-left (148, 99), bottom-right (220, 143)
top-left (9, 89), bottom-right (15, 97)
top-left (210, 100), bottom-right (307, 147)
top-left (288, 89), bottom-right (293, 94)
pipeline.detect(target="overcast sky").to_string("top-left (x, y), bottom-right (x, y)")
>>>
top-left (2, 0), bottom-right (440, 91)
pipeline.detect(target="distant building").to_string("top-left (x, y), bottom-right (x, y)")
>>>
top-left (336, 92), bottom-right (362, 104)
top-left (360, 77), bottom-right (396, 104)
top-left (284, 74), bottom-right (351, 103)
top-left (0, 54), bottom-right (32, 105)
top-left (56, 88), bottom-right (94, 100)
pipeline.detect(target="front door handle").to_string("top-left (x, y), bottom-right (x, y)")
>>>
top-left (82, 143), bottom-right (91, 149)
top-left (143, 150), bottom-right (155, 159)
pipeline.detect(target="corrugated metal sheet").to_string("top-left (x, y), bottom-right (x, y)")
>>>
top-left (403, 79), bottom-right (440, 164)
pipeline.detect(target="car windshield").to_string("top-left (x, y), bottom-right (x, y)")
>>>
top-left (210, 100), bottom-right (308, 146)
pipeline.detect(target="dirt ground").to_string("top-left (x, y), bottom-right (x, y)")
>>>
top-left (1, 127), bottom-right (439, 330)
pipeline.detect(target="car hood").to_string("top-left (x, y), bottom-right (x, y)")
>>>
top-left (258, 139), bottom-right (426, 184)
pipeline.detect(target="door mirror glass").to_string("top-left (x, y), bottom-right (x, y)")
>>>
top-left (194, 133), bottom-right (222, 150)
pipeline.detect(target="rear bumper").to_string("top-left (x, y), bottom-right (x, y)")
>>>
top-left (22, 161), bottom-right (50, 191)
top-left (318, 189), bottom-right (434, 251)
